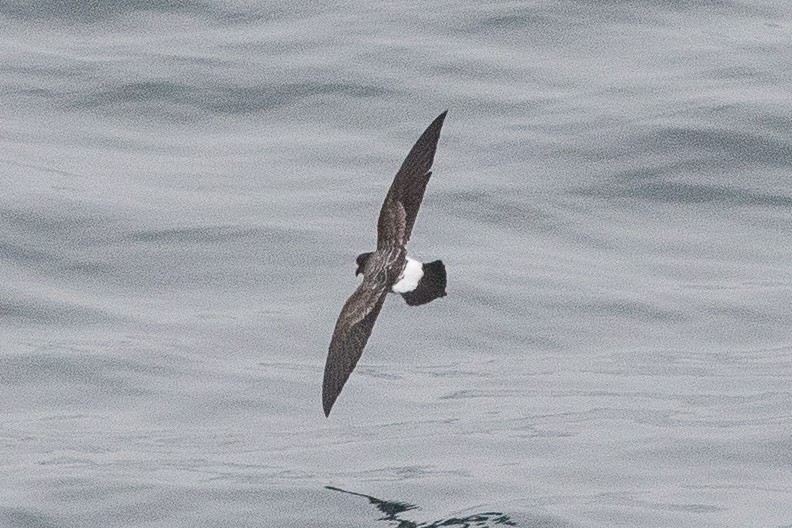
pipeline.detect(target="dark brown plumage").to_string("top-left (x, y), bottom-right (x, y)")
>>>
top-left (322, 111), bottom-right (448, 417)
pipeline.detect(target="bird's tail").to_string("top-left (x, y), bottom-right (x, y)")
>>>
top-left (401, 260), bottom-right (447, 306)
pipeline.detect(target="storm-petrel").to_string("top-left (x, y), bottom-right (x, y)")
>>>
top-left (322, 111), bottom-right (448, 416)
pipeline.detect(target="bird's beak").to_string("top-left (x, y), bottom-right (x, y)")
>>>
top-left (355, 267), bottom-right (362, 276)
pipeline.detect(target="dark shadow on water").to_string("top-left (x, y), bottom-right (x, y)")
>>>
top-left (326, 486), bottom-right (517, 527)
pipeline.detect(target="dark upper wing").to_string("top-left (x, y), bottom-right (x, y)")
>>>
top-left (322, 275), bottom-right (389, 416)
top-left (377, 111), bottom-right (447, 249)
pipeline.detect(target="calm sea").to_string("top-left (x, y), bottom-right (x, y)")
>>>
top-left (2, 1), bottom-right (791, 526)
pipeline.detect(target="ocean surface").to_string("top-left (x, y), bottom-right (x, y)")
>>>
top-left (2, 1), bottom-right (792, 526)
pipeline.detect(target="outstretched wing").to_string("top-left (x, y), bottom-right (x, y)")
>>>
top-left (322, 276), bottom-right (389, 416)
top-left (377, 111), bottom-right (447, 249)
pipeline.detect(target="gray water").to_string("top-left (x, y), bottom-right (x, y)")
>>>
top-left (2, 1), bottom-right (792, 526)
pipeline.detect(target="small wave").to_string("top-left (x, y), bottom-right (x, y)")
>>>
top-left (582, 180), bottom-right (792, 207)
top-left (0, 0), bottom-right (257, 24)
top-left (66, 81), bottom-right (390, 120)
top-left (0, 295), bottom-right (119, 328)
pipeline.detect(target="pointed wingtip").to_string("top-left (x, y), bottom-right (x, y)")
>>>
top-left (323, 385), bottom-right (337, 417)
top-left (425, 110), bottom-right (448, 139)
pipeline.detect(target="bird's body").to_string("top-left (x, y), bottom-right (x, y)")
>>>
top-left (322, 111), bottom-right (449, 416)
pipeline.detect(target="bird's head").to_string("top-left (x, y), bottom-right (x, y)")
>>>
top-left (355, 252), bottom-right (374, 276)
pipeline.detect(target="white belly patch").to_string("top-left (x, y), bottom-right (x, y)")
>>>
top-left (391, 257), bottom-right (423, 293)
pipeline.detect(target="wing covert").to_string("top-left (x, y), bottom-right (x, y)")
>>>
top-left (322, 277), bottom-right (388, 416)
top-left (377, 111), bottom-right (447, 248)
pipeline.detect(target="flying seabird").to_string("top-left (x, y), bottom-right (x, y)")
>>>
top-left (322, 111), bottom-right (449, 416)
